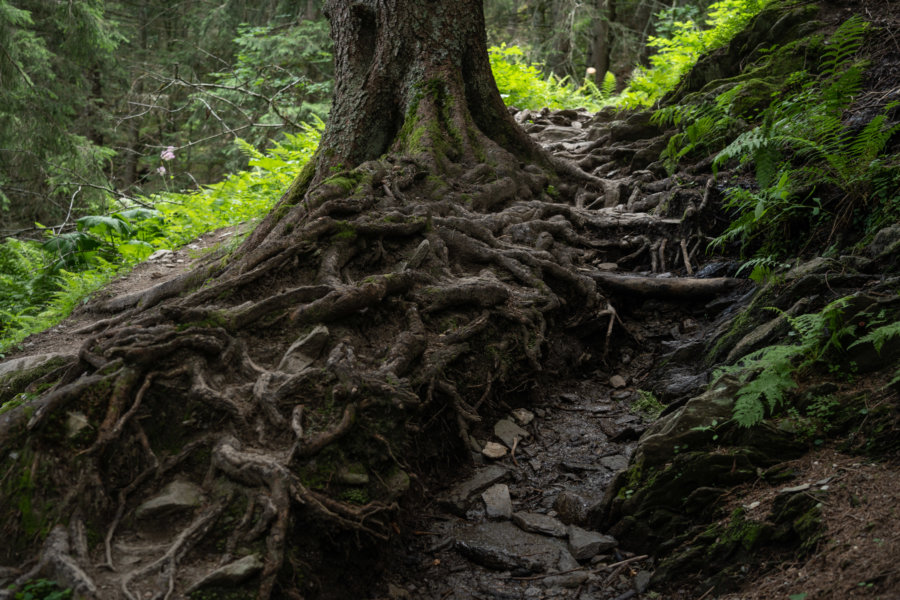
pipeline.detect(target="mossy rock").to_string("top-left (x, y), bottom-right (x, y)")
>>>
top-left (665, 4), bottom-right (820, 105)
top-left (0, 353), bottom-right (72, 405)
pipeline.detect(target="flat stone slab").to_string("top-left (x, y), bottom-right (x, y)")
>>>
top-left (482, 484), bottom-right (513, 519)
top-left (512, 512), bottom-right (567, 538)
top-left (0, 353), bottom-right (69, 380)
top-left (189, 554), bottom-right (263, 591)
top-left (481, 442), bottom-right (507, 460)
top-left (439, 465), bottom-right (509, 516)
top-left (567, 525), bottom-right (617, 560)
top-left (494, 419), bottom-right (530, 448)
top-left (135, 480), bottom-right (204, 519)
top-left (600, 454), bottom-right (629, 472)
top-left (277, 325), bottom-right (329, 373)
top-left (454, 521), bottom-right (574, 574)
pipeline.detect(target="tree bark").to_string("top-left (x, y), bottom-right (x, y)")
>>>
top-left (587, 0), bottom-right (611, 84)
top-left (0, 3), bottom-right (686, 599)
top-left (311, 0), bottom-right (541, 181)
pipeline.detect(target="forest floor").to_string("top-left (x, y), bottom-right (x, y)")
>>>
top-left (370, 108), bottom-right (900, 600)
top-left (6, 102), bottom-right (897, 600)
top-left (3, 2), bottom-right (899, 598)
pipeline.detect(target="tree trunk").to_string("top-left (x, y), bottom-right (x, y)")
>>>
top-left (310, 0), bottom-right (541, 181)
top-left (0, 3), bottom-right (683, 599)
top-left (587, 0), bottom-right (611, 84)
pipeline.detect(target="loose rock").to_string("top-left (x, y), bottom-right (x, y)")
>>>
top-left (634, 570), bottom-right (653, 593)
top-left (277, 325), bottom-right (329, 373)
top-left (454, 522), bottom-right (570, 573)
top-left (482, 442), bottom-right (508, 460)
top-left (553, 491), bottom-right (588, 525)
top-left (512, 512), bottom-right (567, 538)
top-left (135, 480), bottom-right (204, 519)
top-left (600, 455), bottom-right (629, 472)
top-left (482, 483), bottom-right (513, 519)
top-left (512, 408), bottom-right (535, 426)
top-left (440, 465), bottom-right (509, 515)
top-left (609, 375), bottom-right (627, 388)
top-left (567, 525), bottom-right (617, 560)
top-left (337, 463), bottom-right (369, 485)
top-left (188, 555), bottom-right (263, 591)
top-left (494, 419), bottom-right (530, 448)
top-left (65, 412), bottom-right (90, 439)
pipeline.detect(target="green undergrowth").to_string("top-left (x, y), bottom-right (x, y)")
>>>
top-left (718, 295), bottom-right (900, 428)
top-left (6, 578), bottom-right (72, 600)
top-left (657, 15), bottom-right (899, 262)
top-left (0, 119), bottom-right (322, 357)
top-left (489, 44), bottom-right (615, 111)
top-left (619, 0), bottom-right (774, 108)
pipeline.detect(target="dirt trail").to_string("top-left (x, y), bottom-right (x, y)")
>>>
top-left (369, 108), bottom-right (748, 600)
top-left (5, 226), bottom-right (245, 361)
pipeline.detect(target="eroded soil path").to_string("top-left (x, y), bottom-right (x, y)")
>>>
top-left (370, 108), bottom-right (750, 600)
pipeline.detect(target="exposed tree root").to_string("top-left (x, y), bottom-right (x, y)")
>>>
top-left (0, 105), bottom-right (736, 599)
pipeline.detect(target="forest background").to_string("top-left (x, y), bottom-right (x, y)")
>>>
top-left (0, 0), bottom-right (876, 357)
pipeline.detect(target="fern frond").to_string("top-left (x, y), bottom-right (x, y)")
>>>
top-left (723, 344), bottom-right (801, 427)
top-left (849, 107), bottom-right (900, 163)
top-left (819, 16), bottom-right (868, 76)
top-left (850, 321), bottom-right (900, 354)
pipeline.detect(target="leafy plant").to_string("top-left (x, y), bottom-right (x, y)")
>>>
top-left (719, 296), bottom-right (856, 427)
top-left (0, 119), bottom-right (322, 356)
top-left (707, 16), bottom-right (899, 258)
top-left (10, 578), bottom-right (72, 600)
top-left (849, 320), bottom-right (900, 355)
top-left (618, 0), bottom-right (773, 108)
top-left (633, 390), bottom-right (665, 419)
top-left (489, 44), bottom-right (610, 111)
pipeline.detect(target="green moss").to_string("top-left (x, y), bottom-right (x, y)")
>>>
top-left (0, 355), bottom-right (70, 405)
top-left (633, 390), bottom-right (665, 419)
top-left (0, 392), bottom-right (33, 415)
top-left (175, 312), bottom-right (228, 331)
top-left (616, 460), bottom-right (647, 500)
top-left (322, 173), bottom-right (362, 193)
top-left (1, 446), bottom-right (50, 545)
top-left (331, 221), bottom-right (357, 241)
top-left (339, 488), bottom-right (370, 505)
top-left (298, 446), bottom-right (343, 490)
top-left (272, 202), bottom-right (292, 224)
top-left (718, 509), bottom-right (768, 552)
top-left (395, 78), bottom-right (462, 163)
top-left (793, 504), bottom-right (823, 552)
top-left (282, 159), bottom-right (317, 206)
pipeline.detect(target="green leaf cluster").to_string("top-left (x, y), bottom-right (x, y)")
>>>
top-left (0, 119), bottom-right (322, 357)
top-left (617, 0), bottom-right (772, 108)
top-left (489, 44), bottom-right (614, 111)
top-left (708, 16), bottom-right (899, 257)
top-left (9, 578), bottom-right (72, 600)
top-left (717, 295), bottom-right (897, 428)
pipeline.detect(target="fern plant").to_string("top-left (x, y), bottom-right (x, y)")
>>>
top-left (709, 16), bottom-right (899, 258)
top-left (0, 119), bottom-right (323, 357)
top-left (720, 296), bottom-right (855, 427)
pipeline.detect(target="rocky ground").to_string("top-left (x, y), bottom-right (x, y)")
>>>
top-left (3, 100), bottom-right (897, 600)
top-left (373, 103), bottom-right (900, 600)
top-left (2, 2), bottom-right (899, 597)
